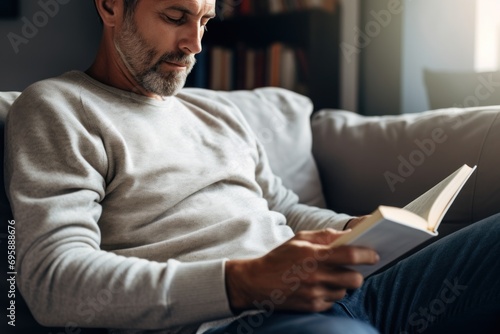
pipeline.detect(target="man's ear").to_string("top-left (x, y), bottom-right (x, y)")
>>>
top-left (94, 0), bottom-right (121, 27)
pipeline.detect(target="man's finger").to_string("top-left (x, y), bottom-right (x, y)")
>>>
top-left (316, 245), bottom-right (379, 266)
top-left (294, 228), bottom-right (352, 245)
top-left (319, 267), bottom-right (365, 290)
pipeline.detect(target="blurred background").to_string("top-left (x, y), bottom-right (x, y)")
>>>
top-left (0, 0), bottom-right (499, 115)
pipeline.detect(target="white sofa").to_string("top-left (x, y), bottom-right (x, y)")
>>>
top-left (1, 88), bottom-right (500, 332)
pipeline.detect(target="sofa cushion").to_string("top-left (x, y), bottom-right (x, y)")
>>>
top-left (0, 91), bottom-right (21, 120)
top-left (183, 87), bottom-right (327, 208)
top-left (312, 106), bottom-right (500, 226)
top-left (1, 92), bottom-right (21, 222)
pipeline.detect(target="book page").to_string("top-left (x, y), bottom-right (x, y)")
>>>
top-left (403, 165), bottom-right (475, 231)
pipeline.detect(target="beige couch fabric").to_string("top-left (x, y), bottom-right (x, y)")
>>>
top-left (312, 107), bottom-right (500, 226)
top-left (0, 91), bottom-right (20, 119)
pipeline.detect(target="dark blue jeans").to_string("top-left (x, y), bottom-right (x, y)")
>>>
top-left (205, 214), bottom-right (500, 334)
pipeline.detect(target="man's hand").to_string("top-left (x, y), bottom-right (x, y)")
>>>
top-left (225, 229), bottom-right (379, 314)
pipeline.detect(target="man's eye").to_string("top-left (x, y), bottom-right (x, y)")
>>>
top-left (162, 14), bottom-right (185, 24)
top-left (169, 17), bottom-right (183, 24)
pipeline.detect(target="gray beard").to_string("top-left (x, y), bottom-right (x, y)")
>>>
top-left (114, 17), bottom-right (195, 97)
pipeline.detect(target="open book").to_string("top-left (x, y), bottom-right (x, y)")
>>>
top-left (330, 164), bottom-right (477, 277)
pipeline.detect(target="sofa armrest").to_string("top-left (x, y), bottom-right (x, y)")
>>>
top-left (1, 91), bottom-right (21, 222)
top-left (311, 107), bottom-right (500, 227)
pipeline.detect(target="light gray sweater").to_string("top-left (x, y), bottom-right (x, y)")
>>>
top-left (5, 71), bottom-right (351, 333)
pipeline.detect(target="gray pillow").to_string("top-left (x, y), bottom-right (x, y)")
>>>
top-left (424, 70), bottom-right (500, 109)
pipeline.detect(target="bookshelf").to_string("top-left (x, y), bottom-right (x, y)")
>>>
top-left (186, 5), bottom-right (341, 111)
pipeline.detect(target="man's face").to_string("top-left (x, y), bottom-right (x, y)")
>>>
top-left (114, 0), bottom-right (216, 96)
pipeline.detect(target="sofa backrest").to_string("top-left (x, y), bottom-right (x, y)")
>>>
top-left (312, 106), bottom-right (500, 227)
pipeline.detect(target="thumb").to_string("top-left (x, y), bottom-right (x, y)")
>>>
top-left (294, 228), bottom-right (352, 245)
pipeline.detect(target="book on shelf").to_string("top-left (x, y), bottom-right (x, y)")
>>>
top-left (267, 43), bottom-right (282, 87)
top-left (330, 164), bottom-right (477, 277)
top-left (205, 42), bottom-right (303, 93)
top-left (220, 0), bottom-right (338, 18)
top-left (209, 46), bottom-right (234, 91)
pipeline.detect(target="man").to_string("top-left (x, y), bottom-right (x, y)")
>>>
top-left (4, 0), bottom-right (499, 333)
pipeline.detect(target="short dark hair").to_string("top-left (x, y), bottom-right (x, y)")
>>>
top-left (93, 0), bottom-right (140, 21)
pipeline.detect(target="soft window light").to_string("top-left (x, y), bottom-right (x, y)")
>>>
top-left (475, 0), bottom-right (500, 72)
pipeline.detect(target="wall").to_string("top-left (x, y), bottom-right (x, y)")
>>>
top-left (475, 0), bottom-right (500, 72)
top-left (338, 0), bottom-right (360, 112)
top-left (401, 0), bottom-right (477, 114)
top-left (358, 0), bottom-right (499, 115)
top-left (358, 0), bottom-right (403, 115)
top-left (0, 0), bottom-right (101, 91)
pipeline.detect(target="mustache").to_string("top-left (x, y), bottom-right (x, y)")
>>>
top-left (158, 52), bottom-right (196, 67)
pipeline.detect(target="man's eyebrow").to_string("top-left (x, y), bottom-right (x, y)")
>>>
top-left (166, 5), bottom-right (216, 19)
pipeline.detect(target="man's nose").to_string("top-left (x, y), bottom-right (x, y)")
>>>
top-left (178, 23), bottom-right (203, 55)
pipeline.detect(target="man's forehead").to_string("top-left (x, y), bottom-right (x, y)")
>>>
top-left (155, 0), bottom-right (216, 16)
top-left (158, 0), bottom-right (216, 9)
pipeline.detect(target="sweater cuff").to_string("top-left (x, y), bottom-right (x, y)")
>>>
top-left (166, 258), bottom-right (233, 326)
top-left (330, 213), bottom-right (355, 231)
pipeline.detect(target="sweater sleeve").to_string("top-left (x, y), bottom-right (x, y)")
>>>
top-left (253, 141), bottom-right (354, 232)
top-left (4, 86), bottom-right (233, 330)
